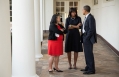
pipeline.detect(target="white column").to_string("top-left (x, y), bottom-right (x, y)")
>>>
top-left (40, 0), bottom-right (43, 41)
top-left (42, 0), bottom-right (45, 31)
top-left (12, 0), bottom-right (38, 77)
top-left (0, 0), bottom-right (11, 77)
top-left (34, 0), bottom-right (43, 61)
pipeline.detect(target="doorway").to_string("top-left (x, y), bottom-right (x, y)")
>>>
top-left (55, 0), bottom-right (80, 24)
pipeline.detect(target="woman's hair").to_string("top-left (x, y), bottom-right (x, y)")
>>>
top-left (68, 7), bottom-right (78, 17)
top-left (50, 14), bottom-right (60, 24)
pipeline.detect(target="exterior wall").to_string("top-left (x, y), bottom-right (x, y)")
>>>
top-left (92, 0), bottom-right (119, 51)
top-left (44, 0), bottom-right (119, 52)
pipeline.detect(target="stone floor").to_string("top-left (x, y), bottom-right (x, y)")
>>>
top-left (36, 33), bottom-right (119, 77)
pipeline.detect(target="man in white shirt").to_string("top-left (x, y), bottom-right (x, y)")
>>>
top-left (82, 13), bottom-right (90, 33)
top-left (81, 5), bottom-right (97, 75)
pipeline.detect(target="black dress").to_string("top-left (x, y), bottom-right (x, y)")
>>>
top-left (65, 16), bottom-right (83, 52)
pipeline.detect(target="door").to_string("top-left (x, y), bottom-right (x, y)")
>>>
top-left (55, 0), bottom-right (79, 24)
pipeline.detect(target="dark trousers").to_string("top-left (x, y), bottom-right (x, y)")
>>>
top-left (83, 35), bottom-right (95, 72)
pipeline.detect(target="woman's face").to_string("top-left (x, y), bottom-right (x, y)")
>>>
top-left (71, 12), bottom-right (76, 17)
top-left (56, 16), bottom-right (61, 23)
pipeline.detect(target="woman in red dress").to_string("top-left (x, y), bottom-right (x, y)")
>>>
top-left (48, 14), bottom-right (65, 72)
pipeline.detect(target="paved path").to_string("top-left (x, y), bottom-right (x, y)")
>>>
top-left (36, 34), bottom-right (119, 77)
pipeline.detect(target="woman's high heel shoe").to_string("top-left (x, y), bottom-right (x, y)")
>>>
top-left (48, 69), bottom-right (53, 73)
top-left (73, 65), bottom-right (78, 70)
top-left (68, 64), bottom-right (72, 69)
top-left (53, 68), bottom-right (63, 72)
top-left (69, 66), bottom-right (72, 69)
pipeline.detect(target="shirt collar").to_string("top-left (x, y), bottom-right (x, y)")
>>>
top-left (85, 13), bottom-right (90, 18)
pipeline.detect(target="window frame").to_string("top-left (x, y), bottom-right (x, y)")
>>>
top-left (94, 0), bottom-right (98, 5)
top-left (9, 0), bottom-right (12, 22)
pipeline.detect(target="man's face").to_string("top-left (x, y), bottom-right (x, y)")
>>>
top-left (82, 9), bottom-right (86, 15)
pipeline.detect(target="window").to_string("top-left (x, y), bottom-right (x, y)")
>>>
top-left (56, 1), bottom-right (65, 22)
top-left (94, 0), bottom-right (98, 5)
top-left (9, 0), bottom-right (12, 22)
top-left (61, 2), bottom-right (64, 6)
top-left (69, 2), bottom-right (73, 6)
top-left (56, 1), bottom-right (65, 14)
top-left (74, 2), bottom-right (78, 6)
top-left (69, 1), bottom-right (78, 11)
top-left (56, 2), bottom-right (60, 6)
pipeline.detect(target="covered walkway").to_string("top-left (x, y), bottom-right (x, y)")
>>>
top-left (0, 0), bottom-right (119, 77)
top-left (36, 33), bottom-right (119, 77)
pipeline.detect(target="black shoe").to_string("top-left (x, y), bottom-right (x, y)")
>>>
top-left (53, 68), bottom-right (63, 72)
top-left (68, 64), bottom-right (72, 69)
top-left (83, 71), bottom-right (95, 75)
top-left (68, 67), bottom-right (72, 69)
top-left (73, 65), bottom-right (78, 70)
top-left (73, 67), bottom-right (78, 70)
top-left (80, 69), bottom-right (88, 71)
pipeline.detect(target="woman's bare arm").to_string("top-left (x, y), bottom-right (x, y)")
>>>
top-left (71, 23), bottom-right (82, 29)
top-left (68, 23), bottom-right (82, 29)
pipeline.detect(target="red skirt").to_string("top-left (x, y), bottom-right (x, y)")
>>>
top-left (48, 35), bottom-right (63, 56)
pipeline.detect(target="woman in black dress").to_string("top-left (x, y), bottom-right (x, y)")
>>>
top-left (65, 8), bottom-right (82, 69)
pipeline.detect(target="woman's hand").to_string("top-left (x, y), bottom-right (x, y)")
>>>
top-left (77, 23), bottom-right (82, 27)
top-left (70, 25), bottom-right (79, 29)
top-left (68, 25), bottom-right (74, 29)
top-left (68, 23), bottom-right (82, 29)
top-left (60, 29), bottom-right (64, 32)
top-left (77, 25), bottom-right (80, 28)
top-left (78, 23), bottom-right (82, 26)
top-left (76, 23), bottom-right (82, 28)
top-left (59, 22), bottom-right (64, 26)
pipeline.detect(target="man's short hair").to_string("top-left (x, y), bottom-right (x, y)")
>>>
top-left (83, 5), bottom-right (91, 12)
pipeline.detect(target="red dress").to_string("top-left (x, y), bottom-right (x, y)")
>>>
top-left (48, 25), bottom-right (63, 56)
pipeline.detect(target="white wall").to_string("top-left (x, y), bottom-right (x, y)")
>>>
top-left (92, 0), bottom-right (119, 51)
top-left (44, 0), bottom-right (119, 52)
top-left (0, 0), bottom-right (11, 77)
top-left (44, 0), bottom-right (54, 30)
